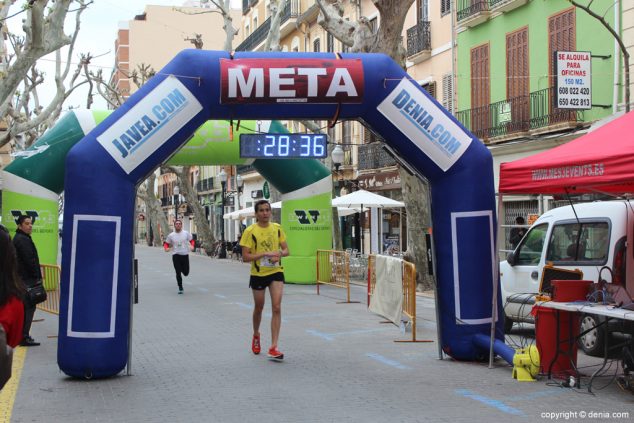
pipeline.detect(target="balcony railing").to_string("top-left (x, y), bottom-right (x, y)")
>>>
top-left (195, 177), bottom-right (214, 193)
top-left (358, 142), bottom-right (397, 171)
top-left (406, 21), bottom-right (431, 58)
top-left (237, 164), bottom-right (256, 173)
top-left (455, 86), bottom-right (583, 142)
top-left (235, 0), bottom-right (300, 51)
top-left (457, 0), bottom-right (489, 22)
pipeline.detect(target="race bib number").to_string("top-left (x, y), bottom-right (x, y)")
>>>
top-left (260, 257), bottom-right (279, 268)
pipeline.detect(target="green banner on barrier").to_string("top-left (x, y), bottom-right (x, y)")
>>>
top-left (2, 189), bottom-right (59, 266)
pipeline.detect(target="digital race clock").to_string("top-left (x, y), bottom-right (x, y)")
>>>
top-left (239, 134), bottom-right (328, 159)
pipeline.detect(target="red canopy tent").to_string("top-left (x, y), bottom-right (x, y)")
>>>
top-left (499, 111), bottom-right (634, 195)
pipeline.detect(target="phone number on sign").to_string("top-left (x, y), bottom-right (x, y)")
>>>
top-left (541, 411), bottom-right (630, 420)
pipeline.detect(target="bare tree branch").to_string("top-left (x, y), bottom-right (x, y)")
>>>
top-left (567, 0), bottom-right (630, 112)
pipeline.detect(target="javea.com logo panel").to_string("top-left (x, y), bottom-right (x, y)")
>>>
top-left (377, 78), bottom-right (471, 172)
top-left (97, 76), bottom-right (203, 174)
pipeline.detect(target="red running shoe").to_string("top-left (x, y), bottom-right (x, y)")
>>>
top-left (251, 334), bottom-right (261, 355)
top-left (267, 346), bottom-right (284, 360)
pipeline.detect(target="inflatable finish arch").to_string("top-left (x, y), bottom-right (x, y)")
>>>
top-left (1, 112), bottom-right (332, 284)
top-left (59, 50), bottom-right (503, 377)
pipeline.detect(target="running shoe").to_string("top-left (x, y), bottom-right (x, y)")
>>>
top-left (267, 346), bottom-right (284, 360)
top-left (251, 334), bottom-right (261, 355)
top-left (178, 286), bottom-right (184, 294)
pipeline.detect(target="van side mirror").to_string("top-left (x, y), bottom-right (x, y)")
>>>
top-left (506, 251), bottom-right (517, 266)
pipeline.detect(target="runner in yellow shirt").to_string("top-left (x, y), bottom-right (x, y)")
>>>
top-left (240, 200), bottom-right (289, 360)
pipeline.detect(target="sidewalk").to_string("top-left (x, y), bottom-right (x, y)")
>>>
top-left (2, 245), bottom-right (632, 422)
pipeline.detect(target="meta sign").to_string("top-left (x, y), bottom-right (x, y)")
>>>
top-left (556, 51), bottom-right (591, 110)
top-left (220, 58), bottom-right (364, 104)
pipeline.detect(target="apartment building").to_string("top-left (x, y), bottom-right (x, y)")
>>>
top-left (454, 0), bottom-right (625, 249)
top-left (236, 0), bottom-right (453, 253)
top-left (110, 3), bottom-right (241, 240)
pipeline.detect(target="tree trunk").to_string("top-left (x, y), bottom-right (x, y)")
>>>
top-left (399, 168), bottom-right (434, 291)
top-left (142, 173), bottom-right (169, 246)
top-left (172, 166), bottom-right (217, 256)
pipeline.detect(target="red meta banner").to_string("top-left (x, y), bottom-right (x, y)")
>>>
top-left (220, 58), bottom-right (364, 104)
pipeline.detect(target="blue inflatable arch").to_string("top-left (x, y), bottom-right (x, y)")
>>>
top-left (59, 50), bottom-right (503, 378)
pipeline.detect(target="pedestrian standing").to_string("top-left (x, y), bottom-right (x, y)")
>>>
top-left (509, 216), bottom-right (527, 249)
top-left (163, 219), bottom-right (194, 294)
top-left (0, 226), bottom-right (25, 347)
top-left (12, 215), bottom-right (41, 346)
top-left (0, 226), bottom-right (25, 388)
top-left (240, 200), bottom-right (289, 360)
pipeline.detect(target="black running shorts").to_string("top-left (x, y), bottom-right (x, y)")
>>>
top-left (249, 272), bottom-right (285, 290)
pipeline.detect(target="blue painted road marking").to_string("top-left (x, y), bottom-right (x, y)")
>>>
top-left (455, 389), bottom-right (525, 417)
top-left (306, 327), bottom-right (393, 341)
top-left (366, 353), bottom-right (410, 370)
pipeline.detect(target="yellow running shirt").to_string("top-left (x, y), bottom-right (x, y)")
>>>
top-left (240, 222), bottom-right (287, 277)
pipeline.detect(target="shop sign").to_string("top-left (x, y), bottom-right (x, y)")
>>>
top-left (357, 171), bottom-right (401, 190)
top-left (556, 51), bottom-right (591, 110)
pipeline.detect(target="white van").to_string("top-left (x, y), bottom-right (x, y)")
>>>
top-left (500, 200), bottom-right (634, 356)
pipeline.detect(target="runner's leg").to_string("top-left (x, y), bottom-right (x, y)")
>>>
top-left (182, 255), bottom-right (190, 277)
top-left (252, 288), bottom-right (266, 337)
top-left (172, 255), bottom-right (183, 288)
top-left (269, 280), bottom-right (284, 348)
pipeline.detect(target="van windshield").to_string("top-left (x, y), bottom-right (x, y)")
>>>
top-left (516, 223), bottom-right (548, 265)
top-left (546, 221), bottom-right (610, 264)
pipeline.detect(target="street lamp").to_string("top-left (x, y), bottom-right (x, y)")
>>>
top-left (173, 185), bottom-right (180, 221)
top-left (218, 169), bottom-right (228, 258)
top-left (236, 174), bottom-right (244, 208)
top-left (331, 144), bottom-right (345, 189)
top-left (217, 169), bottom-right (245, 259)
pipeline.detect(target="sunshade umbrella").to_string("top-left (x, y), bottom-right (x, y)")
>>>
top-left (331, 190), bottom-right (405, 253)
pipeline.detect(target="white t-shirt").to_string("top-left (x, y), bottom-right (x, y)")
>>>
top-left (166, 230), bottom-right (193, 255)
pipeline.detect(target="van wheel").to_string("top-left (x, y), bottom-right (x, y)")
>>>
top-left (579, 314), bottom-right (605, 357)
top-left (504, 317), bottom-right (514, 334)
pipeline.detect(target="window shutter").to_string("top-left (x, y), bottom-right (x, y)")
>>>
top-left (441, 0), bottom-right (451, 16)
top-left (549, 8), bottom-right (575, 86)
top-left (442, 74), bottom-right (453, 113)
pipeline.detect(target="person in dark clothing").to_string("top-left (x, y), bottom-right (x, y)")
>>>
top-left (1, 228), bottom-right (25, 388)
top-left (509, 216), bottom-right (527, 250)
top-left (12, 215), bottom-right (42, 346)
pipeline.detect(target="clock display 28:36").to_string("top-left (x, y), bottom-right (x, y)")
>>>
top-left (239, 134), bottom-right (328, 158)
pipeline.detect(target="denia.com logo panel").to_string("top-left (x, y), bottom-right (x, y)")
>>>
top-left (377, 78), bottom-right (472, 172)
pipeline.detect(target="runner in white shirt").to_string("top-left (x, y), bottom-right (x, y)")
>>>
top-left (163, 220), bottom-right (194, 294)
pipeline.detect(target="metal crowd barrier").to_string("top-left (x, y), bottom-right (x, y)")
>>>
top-left (316, 249), bottom-right (358, 303)
top-left (367, 255), bottom-right (431, 343)
top-left (38, 264), bottom-right (61, 315)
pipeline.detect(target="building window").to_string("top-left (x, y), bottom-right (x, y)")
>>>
top-left (291, 36), bottom-right (300, 52)
top-left (422, 81), bottom-right (436, 99)
top-left (417, 0), bottom-right (429, 22)
top-left (470, 44), bottom-right (490, 136)
top-left (441, 0), bottom-right (451, 16)
top-left (327, 33), bottom-right (334, 53)
top-left (313, 38), bottom-right (321, 53)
